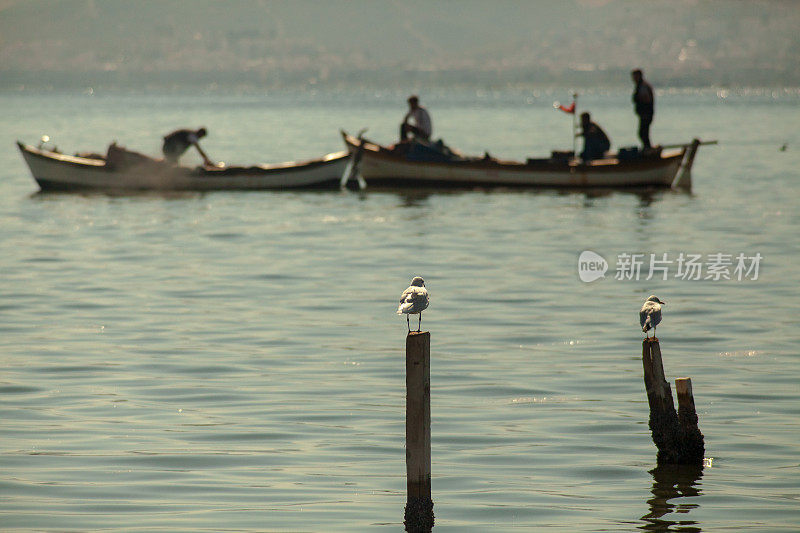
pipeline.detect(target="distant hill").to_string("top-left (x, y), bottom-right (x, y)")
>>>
top-left (1, 0), bottom-right (798, 90)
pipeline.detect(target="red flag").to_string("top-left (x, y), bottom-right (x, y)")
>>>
top-left (558, 101), bottom-right (575, 114)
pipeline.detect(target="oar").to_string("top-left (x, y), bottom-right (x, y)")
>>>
top-left (340, 128), bottom-right (368, 189)
top-left (340, 158), bottom-right (355, 188)
top-left (660, 140), bottom-right (718, 150)
top-left (194, 143), bottom-right (223, 168)
top-left (356, 169), bottom-right (367, 190)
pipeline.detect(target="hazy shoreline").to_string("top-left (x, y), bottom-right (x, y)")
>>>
top-left (3, 0), bottom-right (798, 93)
top-left (3, 70), bottom-right (800, 96)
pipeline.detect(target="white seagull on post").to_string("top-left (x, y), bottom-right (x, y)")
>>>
top-left (640, 295), bottom-right (666, 338)
top-left (397, 276), bottom-right (429, 332)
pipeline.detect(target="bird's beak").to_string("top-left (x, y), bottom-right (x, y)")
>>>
top-left (659, 300), bottom-right (666, 305)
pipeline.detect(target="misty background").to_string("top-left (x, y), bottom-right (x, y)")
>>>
top-left (1, 0), bottom-right (798, 92)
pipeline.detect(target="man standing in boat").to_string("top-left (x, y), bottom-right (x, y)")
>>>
top-left (631, 68), bottom-right (655, 151)
top-left (400, 95), bottom-right (432, 142)
top-left (577, 112), bottom-right (611, 161)
top-left (162, 127), bottom-right (214, 166)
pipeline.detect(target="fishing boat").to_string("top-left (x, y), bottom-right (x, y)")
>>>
top-left (17, 139), bottom-right (350, 192)
top-left (341, 131), bottom-right (714, 190)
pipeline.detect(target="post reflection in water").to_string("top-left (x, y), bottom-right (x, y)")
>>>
top-left (639, 464), bottom-right (704, 532)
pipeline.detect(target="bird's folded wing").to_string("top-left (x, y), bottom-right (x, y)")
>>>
top-left (397, 287), bottom-right (429, 314)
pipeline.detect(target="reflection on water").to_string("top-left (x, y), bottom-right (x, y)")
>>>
top-left (634, 192), bottom-right (661, 223)
top-left (377, 186), bottom-right (668, 208)
top-left (636, 191), bottom-right (660, 209)
top-left (639, 465), bottom-right (704, 532)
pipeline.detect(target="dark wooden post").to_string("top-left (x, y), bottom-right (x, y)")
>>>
top-left (675, 378), bottom-right (705, 464)
top-left (404, 331), bottom-right (434, 532)
top-left (642, 338), bottom-right (681, 464)
top-left (641, 338), bottom-right (704, 466)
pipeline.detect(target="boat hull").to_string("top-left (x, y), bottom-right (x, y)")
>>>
top-left (17, 142), bottom-right (349, 192)
top-left (343, 133), bottom-right (694, 189)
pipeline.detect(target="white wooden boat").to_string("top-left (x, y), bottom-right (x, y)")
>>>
top-left (17, 141), bottom-right (350, 192)
top-left (342, 132), bottom-right (713, 190)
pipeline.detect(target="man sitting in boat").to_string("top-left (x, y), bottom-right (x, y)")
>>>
top-left (400, 95), bottom-right (432, 142)
top-left (577, 112), bottom-right (611, 162)
top-left (162, 127), bottom-right (214, 166)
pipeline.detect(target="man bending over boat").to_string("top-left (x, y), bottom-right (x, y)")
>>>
top-left (577, 112), bottom-right (611, 162)
top-left (400, 95), bottom-right (432, 142)
top-left (162, 127), bottom-right (214, 166)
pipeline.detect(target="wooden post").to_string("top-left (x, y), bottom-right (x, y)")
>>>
top-left (642, 338), bottom-right (681, 465)
top-left (641, 338), bottom-right (704, 466)
top-left (675, 378), bottom-right (705, 464)
top-left (404, 331), bottom-right (434, 532)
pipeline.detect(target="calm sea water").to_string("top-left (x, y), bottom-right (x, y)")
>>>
top-left (1, 88), bottom-right (799, 532)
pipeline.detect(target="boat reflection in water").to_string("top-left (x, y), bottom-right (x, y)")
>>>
top-left (640, 464), bottom-right (704, 532)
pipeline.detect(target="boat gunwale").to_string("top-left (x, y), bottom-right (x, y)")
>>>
top-left (198, 150), bottom-right (349, 176)
top-left (18, 141), bottom-right (109, 170)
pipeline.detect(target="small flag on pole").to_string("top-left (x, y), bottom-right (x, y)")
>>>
top-left (554, 101), bottom-right (575, 114)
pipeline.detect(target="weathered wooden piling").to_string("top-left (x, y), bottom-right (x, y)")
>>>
top-left (675, 378), bottom-right (705, 464)
top-left (404, 331), bottom-right (434, 532)
top-left (641, 338), bottom-right (704, 465)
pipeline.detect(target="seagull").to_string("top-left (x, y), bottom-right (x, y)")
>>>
top-left (397, 276), bottom-right (429, 332)
top-left (640, 295), bottom-right (666, 338)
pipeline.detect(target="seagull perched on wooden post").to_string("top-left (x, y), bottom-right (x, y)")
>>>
top-left (397, 276), bottom-right (429, 332)
top-left (640, 295), bottom-right (666, 338)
